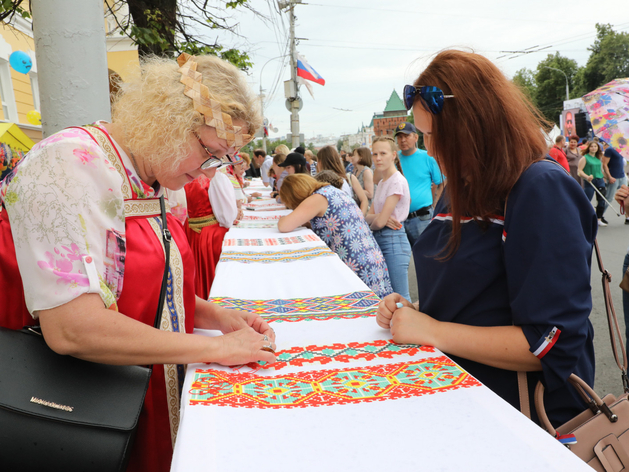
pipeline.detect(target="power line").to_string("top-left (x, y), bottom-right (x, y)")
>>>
top-left (306, 2), bottom-right (597, 26)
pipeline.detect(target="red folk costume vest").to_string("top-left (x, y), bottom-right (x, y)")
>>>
top-left (183, 175), bottom-right (228, 299)
top-left (0, 125), bottom-right (196, 472)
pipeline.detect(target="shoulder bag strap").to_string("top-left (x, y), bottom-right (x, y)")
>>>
top-left (592, 239), bottom-right (629, 390)
top-left (154, 195), bottom-right (171, 330)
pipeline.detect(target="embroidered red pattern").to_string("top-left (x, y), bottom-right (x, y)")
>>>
top-left (189, 357), bottom-right (481, 409)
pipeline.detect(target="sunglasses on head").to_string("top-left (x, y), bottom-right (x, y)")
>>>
top-left (403, 85), bottom-right (454, 114)
top-left (194, 131), bottom-right (236, 170)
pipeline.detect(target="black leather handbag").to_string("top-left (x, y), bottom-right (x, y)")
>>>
top-left (0, 196), bottom-right (171, 472)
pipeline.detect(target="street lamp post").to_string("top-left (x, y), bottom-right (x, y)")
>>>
top-left (543, 66), bottom-right (570, 101)
top-left (259, 55), bottom-right (289, 153)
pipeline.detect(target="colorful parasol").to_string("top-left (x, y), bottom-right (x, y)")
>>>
top-left (582, 78), bottom-right (629, 159)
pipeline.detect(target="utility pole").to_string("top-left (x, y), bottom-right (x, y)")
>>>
top-left (259, 54), bottom-right (288, 153)
top-left (543, 66), bottom-right (570, 101)
top-left (259, 89), bottom-right (267, 153)
top-left (289, 1), bottom-right (300, 149)
top-left (280, 0), bottom-right (302, 149)
top-left (32, 0), bottom-right (111, 137)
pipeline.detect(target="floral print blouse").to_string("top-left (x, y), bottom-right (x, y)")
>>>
top-left (0, 123), bottom-right (158, 313)
top-left (311, 185), bottom-right (392, 298)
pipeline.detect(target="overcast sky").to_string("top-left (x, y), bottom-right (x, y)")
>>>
top-left (211, 0), bottom-right (629, 139)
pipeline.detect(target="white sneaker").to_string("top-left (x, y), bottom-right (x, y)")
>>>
top-left (598, 219), bottom-right (608, 227)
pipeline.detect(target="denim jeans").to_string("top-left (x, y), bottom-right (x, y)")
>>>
top-left (373, 226), bottom-right (412, 301)
top-left (583, 177), bottom-right (606, 218)
top-left (404, 207), bottom-right (434, 250)
top-left (605, 175), bottom-right (628, 216)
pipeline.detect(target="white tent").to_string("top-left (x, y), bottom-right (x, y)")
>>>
top-left (543, 125), bottom-right (562, 147)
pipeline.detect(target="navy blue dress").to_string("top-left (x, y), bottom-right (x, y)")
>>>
top-left (414, 160), bottom-right (597, 426)
top-left (311, 185), bottom-right (393, 298)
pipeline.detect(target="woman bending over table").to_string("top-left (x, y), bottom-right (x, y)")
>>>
top-left (377, 50), bottom-right (596, 427)
top-left (277, 174), bottom-right (393, 298)
top-left (0, 53), bottom-right (276, 471)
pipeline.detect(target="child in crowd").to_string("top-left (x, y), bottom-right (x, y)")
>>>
top-left (269, 153), bottom-right (286, 198)
top-left (278, 174), bottom-right (393, 298)
top-left (305, 149), bottom-right (318, 176)
top-left (276, 152), bottom-right (309, 203)
top-left (350, 147), bottom-right (374, 201)
top-left (279, 152), bottom-right (309, 176)
top-left (367, 136), bottom-right (412, 301)
top-left (233, 154), bottom-right (261, 201)
top-left (238, 152), bottom-right (251, 187)
top-left (317, 145), bottom-right (369, 215)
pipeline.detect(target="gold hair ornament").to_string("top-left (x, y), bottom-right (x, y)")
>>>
top-left (177, 53), bottom-right (252, 149)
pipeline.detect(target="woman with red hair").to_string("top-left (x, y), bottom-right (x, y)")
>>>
top-left (377, 50), bottom-right (596, 427)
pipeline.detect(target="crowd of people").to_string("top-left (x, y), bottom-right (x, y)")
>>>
top-left (0, 47), bottom-right (627, 470)
top-left (551, 133), bottom-right (628, 226)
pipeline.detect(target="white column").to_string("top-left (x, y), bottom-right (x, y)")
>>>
top-left (31, 0), bottom-right (111, 137)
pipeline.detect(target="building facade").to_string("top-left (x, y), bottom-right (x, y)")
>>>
top-left (371, 90), bottom-right (408, 137)
top-left (0, 3), bottom-right (139, 145)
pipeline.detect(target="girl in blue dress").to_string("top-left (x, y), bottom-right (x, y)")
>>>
top-left (278, 174), bottom-right (393, 298)
top-left (377, 50), bottom-right (596, 427)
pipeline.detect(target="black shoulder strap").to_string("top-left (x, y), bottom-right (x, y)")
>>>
top-left (154, 195), bottom-right (171, 330)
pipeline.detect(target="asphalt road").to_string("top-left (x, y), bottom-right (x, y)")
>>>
top-left (406, 208), bottom-right (629, 397)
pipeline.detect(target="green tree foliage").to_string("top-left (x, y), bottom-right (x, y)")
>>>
top-left (513, 68), bottom-right (537, 104)
top-left (574, 23), bottom-right (629, 96)
top-left (0, 0), bottom-right (29, 21)
top-left (0, 1), bottom-right (255, 70)
top-left (533, 53), bottom-right (579, 124)
top-left (108, 0), bottom-right (255, 70)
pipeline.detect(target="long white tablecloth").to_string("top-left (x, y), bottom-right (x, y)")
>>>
top-left (171, 179), bottom-right (590, 471)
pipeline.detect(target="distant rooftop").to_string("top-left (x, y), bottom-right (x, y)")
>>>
top-left (384, 90), bottom-right (406, 113)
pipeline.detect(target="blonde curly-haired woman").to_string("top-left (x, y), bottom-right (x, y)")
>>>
top-left (0, 54), bottom-right (276, 471)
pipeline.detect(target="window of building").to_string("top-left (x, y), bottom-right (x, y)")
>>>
top-left (30, 72), bottom-right (40, 111)
top-left (0, 60), bottom-right (17, 121)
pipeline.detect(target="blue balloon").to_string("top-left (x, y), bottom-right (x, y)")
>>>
top-left (9, 51), bottom-right (32, 74)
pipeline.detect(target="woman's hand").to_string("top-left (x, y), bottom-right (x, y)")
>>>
top-left (615, 185), bottom-right (629, 208)
top-left (212, 328), bottom-right (277, 365)
top-left (378, 294), bottom-right (436, 346)
top-left (376, 293), bottom-right (412, 329)
top-left (213, 307), bottom-right (276, 341)
top-left (390, 308), bottom-right (437, 345)
top-left (385, 217), bottom-right (402, 230)
top-left (251, 192), bottom-right (262, 198)
top-left (233, 208), bottom-right (244, 225)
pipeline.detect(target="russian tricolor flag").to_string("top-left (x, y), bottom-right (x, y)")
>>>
top-left (296, 54), bottom-right (325, 86)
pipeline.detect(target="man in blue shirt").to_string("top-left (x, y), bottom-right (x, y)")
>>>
top-left (394, 122), bottom-right (444, 248)
top-left (602, 141), bottom-right (628, 223)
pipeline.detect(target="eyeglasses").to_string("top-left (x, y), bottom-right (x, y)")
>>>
top-left (403, 85), bottom-right (454, 114)
top-left (193, 131), bottom-right (235, 170)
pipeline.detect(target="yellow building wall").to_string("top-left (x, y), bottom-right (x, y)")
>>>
top-left (107, 49), bottom-right (139, 82)
top-left (0, 13), bottom-right (138, 144)
top-left (0, 23), bottom-right (37, 125)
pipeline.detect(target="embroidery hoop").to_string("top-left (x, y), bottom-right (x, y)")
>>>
top-left (177, 53), bottom-right (253, 149)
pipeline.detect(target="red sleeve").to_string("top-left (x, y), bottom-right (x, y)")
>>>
top-left (549, 148), bottom-right (570, 172)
